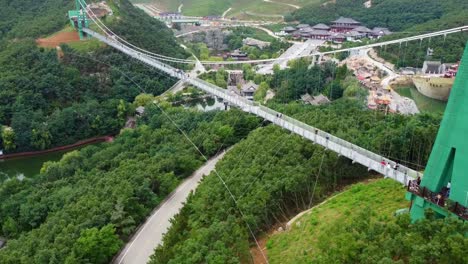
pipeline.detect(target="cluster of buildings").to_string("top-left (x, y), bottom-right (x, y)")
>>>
top-left (281, 17), bottom-right (391, 43)
top-left (346, 56), bottom-right (383, 90)
top-left (87, 1), bottom-right (113, 18)
top-left (421, 61), bottom-right (459, 77)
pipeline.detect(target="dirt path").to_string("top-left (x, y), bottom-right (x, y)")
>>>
top-left (178, 4), bottom-right (183, 13)
top-left (222, 7), bottom-right (232, 19)
top-left (263, 0), bottom-right (300, 9)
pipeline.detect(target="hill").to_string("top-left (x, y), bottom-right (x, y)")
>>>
top-left (291, 0), bottom-right (468, 32)
top-left (0, 0), bottom-right (187, 153)
top-left (290, 0), bottom-right (468, 67)
top-left (267, 179), bottom-right (468, 263)
top-left (0, 106), bottom-right (259, 263)
top-left (132, 0), bottom-right (322, 19)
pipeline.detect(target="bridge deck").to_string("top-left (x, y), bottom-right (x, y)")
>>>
top-left (83, 28), bottom-right (421, 185)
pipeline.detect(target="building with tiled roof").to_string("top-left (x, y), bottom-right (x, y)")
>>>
top-left (330, 17), bottom-right (361, 32)
top-left (312, 23), bottom-right (331, 30)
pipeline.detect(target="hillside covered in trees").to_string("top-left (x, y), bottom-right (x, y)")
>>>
top-left (0, 0), bottom-right (187, 153)
top-left (290, 0), bottom-right (468, 67)
top-left (291, 0), bottom-right (468, 32)
top-left (0, 106), bottom-right (259, 263)
top-left (150, 99), bottom-right (441, 263)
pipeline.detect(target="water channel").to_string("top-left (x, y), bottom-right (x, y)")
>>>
top-left (0, 148), bottom-right (84, 183)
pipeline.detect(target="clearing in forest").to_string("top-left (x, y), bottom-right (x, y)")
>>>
top-left (36, 28), bottom-right (81, 48)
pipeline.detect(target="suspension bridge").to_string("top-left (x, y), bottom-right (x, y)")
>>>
top-left (84, 26), bottom-right (421, 184)
top-left (74, 0), bottom-right (468, 188)
top-left (71, 0), bottom-right (468, 214)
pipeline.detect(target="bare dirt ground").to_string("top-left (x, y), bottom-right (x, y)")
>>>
top-left (36, 31), bottom-right (80, 48)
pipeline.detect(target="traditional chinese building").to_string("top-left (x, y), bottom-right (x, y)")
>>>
top-left (330, 17), bottom-right (361, 33)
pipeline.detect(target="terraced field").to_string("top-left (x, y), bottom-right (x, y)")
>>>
top-left (131, 0), bottom-right (323, 18)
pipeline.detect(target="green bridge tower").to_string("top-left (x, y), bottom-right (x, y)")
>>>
top-left (407, 41), bottom-right (468, 221)
top-left (68, 0), bottom-right (89, 40)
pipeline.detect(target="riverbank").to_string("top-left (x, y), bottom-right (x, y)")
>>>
top-left (0, 136), bottom-right (113, 161)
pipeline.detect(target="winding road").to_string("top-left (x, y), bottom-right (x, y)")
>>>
top-left (222, 7), bottom-right (232, 19)
top-left (114, 150), bottom-right (230, 264)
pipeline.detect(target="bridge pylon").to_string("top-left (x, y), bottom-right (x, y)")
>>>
top-left (68, 0), bottom-right (89, 40)
top-left (407, 41), bottom-right (468, 222)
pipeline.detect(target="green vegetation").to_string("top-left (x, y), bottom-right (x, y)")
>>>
top-left (292, 0), bottom-right (468, 32)
top-left (133, 0), bottom-right (320, 18)
top-left (151, 124), bottom-right (370, 264)
top-left (291, 0), bottom-right (468, 68)
top-left (224, 27), bottom-right (291, 60)
top-left (267, 179), bottom-right (468, 263)
top-left (227, 27), bottom-right (276, 44)
top-left (270, 59), bottom-right (351, 102)
top-left (150, 97), bottom-right (440, 263)
top-left (0, 0), bottom-right (72, 41)
top-left (0, 106), bottom-right (260, 263)
top-left (0, 0), bottom-right (187, 153)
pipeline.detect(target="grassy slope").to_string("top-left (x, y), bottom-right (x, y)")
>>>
top-left (267, 179), bottom-right (408, 263)
top-left (132, 0), bottom-right (322, 17)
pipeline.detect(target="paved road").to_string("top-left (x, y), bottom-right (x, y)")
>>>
top-left (113, 150), bottom-right (230, 264)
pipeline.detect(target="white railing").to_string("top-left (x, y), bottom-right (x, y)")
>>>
top-left (84, 28), bottom-right (421, 185)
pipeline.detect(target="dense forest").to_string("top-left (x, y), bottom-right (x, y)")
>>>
top-left (151, 98), bottom-right (441, 263)
top-left (291, 0), bottom-right (468, 68)
top-left (0, 0), bottom-right (72, 41)
top-left (0, 107), bottom-right (260, 263)
top-left (307, 212), bottom-right (468, 263)
top-left (0, 0), bottom-right (187, 153)
top-left (291, 0), bottom-right (468, 32)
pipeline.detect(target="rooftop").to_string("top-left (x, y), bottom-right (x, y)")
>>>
top-left (241, 81), bottom-right (259, 92)
top-left (371, 27), bottom-right (392, 35)
top-left (332, 17), bottom-right (361, 24)
top-left (312, 23), bottom-right (330, 30)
